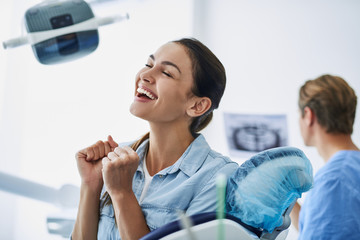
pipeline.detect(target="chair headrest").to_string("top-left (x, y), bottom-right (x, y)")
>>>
top-left (226, 146), bottom-right (313, 233)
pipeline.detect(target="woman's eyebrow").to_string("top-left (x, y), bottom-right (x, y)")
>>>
top-left (149, 54), bottom-right (181, 74)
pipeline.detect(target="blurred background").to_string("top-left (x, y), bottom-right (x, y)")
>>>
top-left (0, 0), bottom-right (359, 239)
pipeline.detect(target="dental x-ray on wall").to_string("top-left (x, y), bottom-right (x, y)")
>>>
top-left (224, 112), bottom-right (288, 159)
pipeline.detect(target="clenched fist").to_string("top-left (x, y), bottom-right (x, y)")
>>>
top-left (76, 135), bottom-right (118, 192)
top-left (102, 146), bottom-right (140, 197)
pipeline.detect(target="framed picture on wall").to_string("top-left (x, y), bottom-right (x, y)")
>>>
top-left (223, 112), bottom-right (288, 158)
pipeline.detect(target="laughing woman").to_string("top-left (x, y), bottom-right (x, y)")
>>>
top-left (71, 38), bottom-right (238, 240)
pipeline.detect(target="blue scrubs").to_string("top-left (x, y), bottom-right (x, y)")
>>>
top-left (299, 150), bottom-right (360, 240)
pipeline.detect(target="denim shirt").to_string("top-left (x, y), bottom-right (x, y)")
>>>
top-left (97, 134), bottom-right (238, 239)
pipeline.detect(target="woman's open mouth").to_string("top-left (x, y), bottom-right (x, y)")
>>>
top-left (136, 87), bottom-right (158, 100)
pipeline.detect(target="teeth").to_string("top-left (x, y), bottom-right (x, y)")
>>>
top-left (137, 87), bottom-right (157, 100)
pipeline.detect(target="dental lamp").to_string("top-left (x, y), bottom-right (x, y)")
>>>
top-left (2, 0), bottom-right (129, 64)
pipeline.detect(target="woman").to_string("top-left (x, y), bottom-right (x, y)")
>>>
top-left (71, 38), bottom-right (238, 240)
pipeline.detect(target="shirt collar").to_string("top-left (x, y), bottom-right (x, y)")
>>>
top-left (135, 134), bottom-right (211, 177)
top-left (161, 134), bottom-right (210, 177)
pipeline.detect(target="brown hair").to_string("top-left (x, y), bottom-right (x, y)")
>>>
top-left (173, 38), bottom-right (226, 135)
top-left (298, 74), bottom-right (357, 134)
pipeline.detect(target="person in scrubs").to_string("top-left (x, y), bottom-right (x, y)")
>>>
top-left (291, 74), bottom-right (360, 240)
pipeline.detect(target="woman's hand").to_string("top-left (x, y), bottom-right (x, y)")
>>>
top-left (72, 135), bottom-right (118, 240)
top-left (76, 135), bottom-right (118, 191)
top-left (102, 147), bottom-right (150, 239)
top-left (102, 146), bottom-right (140, 197)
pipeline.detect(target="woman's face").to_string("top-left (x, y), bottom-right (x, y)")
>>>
top-left (130, 42), bottom-right (196, 125)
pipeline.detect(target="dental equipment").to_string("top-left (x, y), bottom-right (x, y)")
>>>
top-left (216, 174), bottom-right (226, 240)
top-left (0, 171), bottom-right (80, 237)
top-left (178, 211), bottom-right (197, 240)
top-left (0, 171), bottom-right (79, 208)
top-left (2, 0), bottom-right (129, 64)
top-left (226, 146), bottom-right (313, 234)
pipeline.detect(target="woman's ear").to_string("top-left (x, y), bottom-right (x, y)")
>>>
top-left (187, 97), bottom-right (212, 117)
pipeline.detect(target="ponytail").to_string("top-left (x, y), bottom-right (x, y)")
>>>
top-left (190, 112), bottom-right (213, 135)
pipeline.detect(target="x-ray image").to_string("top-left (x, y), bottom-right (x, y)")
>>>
top-left (224, 112), bottom-right (288, 158)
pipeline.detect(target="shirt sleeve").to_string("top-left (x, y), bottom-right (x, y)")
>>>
top-left (299, 175), bottom-right (360, 240)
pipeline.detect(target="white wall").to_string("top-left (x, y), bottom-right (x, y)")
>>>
top-left (1, 0), bottom-right (360, 239)
top-left (193, 0), bottom-right (360, 239)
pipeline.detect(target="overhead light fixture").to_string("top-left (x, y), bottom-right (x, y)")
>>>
top-left (2, 0), bottom-right (129, 64)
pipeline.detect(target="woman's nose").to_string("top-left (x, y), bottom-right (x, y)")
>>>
top-left (140, 69), bottom-right (155, 83)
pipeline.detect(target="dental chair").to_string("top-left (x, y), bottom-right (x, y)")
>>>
top-left (141, 147), bottom-right (313, 240)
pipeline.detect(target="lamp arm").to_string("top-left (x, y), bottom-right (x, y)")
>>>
top-left (0, 171), bottom-right (79, 208)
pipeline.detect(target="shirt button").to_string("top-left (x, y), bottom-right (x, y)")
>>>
top-left (158, 175), bottom-right (163, 178)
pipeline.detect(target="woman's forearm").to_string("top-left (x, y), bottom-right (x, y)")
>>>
top-left (72, 184), bottom-right (102, 240)
top-left (111, 191), bottom-right (150, 240)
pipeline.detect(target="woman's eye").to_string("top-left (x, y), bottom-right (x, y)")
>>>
top-left (144, 63), bottom-right (172, 78)
top-left (162, 71), bottom-right (172, 78)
